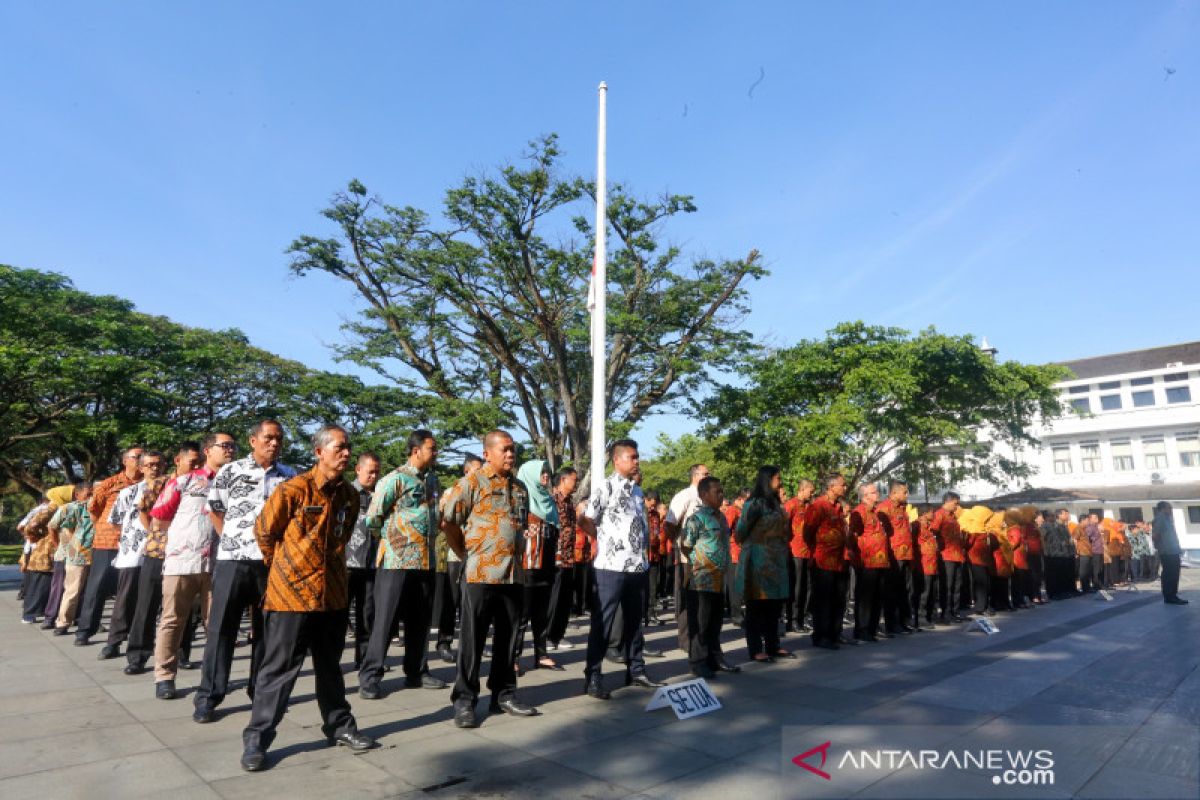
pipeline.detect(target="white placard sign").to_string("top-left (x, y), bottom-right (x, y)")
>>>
top-left (1098, 590), bottom-right (1113, 602)
top-left (968, 617), bottom-right (1000, 635)
top-left (644, 678), bottom-right (722, 720)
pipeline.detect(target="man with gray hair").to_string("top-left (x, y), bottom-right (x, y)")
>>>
top-left (194, 419), bottom-right (296, 723)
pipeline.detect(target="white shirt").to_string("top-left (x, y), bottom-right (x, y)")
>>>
top-left (665, 485), bottom-right (701, 530)
top-left (584, 473), bottom-right (648, 573)
top-left (109, 482), bottom-right (148, 569)
top-left (206, 457), bottom-right (296, 561)
top-left (162, 470), bottom-right (217, 576)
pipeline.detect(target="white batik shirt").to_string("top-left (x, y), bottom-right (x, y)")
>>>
top-left (109, 481), bottom-right (149, 569)
top-left (584, 473), bottom-right (649, 574)
top-left (206, 456), bottom-right (296, 561)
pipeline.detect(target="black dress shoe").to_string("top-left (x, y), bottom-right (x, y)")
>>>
top-left (877, 631), bottom-right (894, 639)
top-left (74, 636), bottom-right (90, 647)
top-left (438, 647), bottom-right (455, 664)
top-left (1166, 597), bottom-right (1190, 605)
top-left (490, 697), bottom-right (538, 716)
top-left (40, 621), bottom-right (56, 630)
top-left (627, 673), bottom-right (666, 688)
top-left (193, 706), bottom-right (215, 724)
top-left (123, 663), bottom-right (145, 676)
top-left (155, 680), bottom-right (176, 700)
top-left (642, 647), bottom-right (665, 658)
top-left (898, 625), bottom-right (916, 634)
top-left (53, 627), bottom-right (69, 636)
top-left (179, 658), bottom-right (198, 670)
top-left (716, 659), bottom-right (742, 673)
top-left (97, 644), bottom-right (119, 660)
top-left (407, 674), bottom-right (447, 690)
top-left (332, 729), bottom-right (375, 751)
top-left (240, 746), bottom-right (266, 772)
top-left (454, 704), bottom-right (479, 728)
top-left (692, 666), bottom-right (717, 680)
top-left (838, 635), bottom-right (861, 646)
top-left (584, 678), bottom-right (611, 700)
top-left (814, 640), bottom-right (839, 650)
top-left (359, 683), bottom-right (382, 700)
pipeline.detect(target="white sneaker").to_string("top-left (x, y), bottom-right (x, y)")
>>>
top-left (555, 640), bottom-right (573, 650)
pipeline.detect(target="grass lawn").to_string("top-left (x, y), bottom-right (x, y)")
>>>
top-left (0, 544), bottom-right (23, 565)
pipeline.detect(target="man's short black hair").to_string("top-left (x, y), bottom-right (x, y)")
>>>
top-left (697, 476), bottom-right (722, 496)
top-left (610, 438), bottom-right (639, 460)
top-left (463, 454), bottom-right (483, 469)
top-left (553, 467), bottom-right (577, 488)
top-left (177, 440), bottom-right (201, 455)
top-left (407, 429), bottom-right (435, 455)
top-left (942, 491), bottom-right (961, 503)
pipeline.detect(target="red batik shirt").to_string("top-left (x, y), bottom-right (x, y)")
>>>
top-left (877, 499), bottom-right (913, 562)
top-left (1021, 522), bottom-right (1042, 557)
top-left (916, 518), bottom-right (939, 576)
top-left (803, 495), bottom-right (847, 572)
top-left (784, 497), bottom-right (810, 558)
top-left (1008, 527), bottom-right (1029, 570)
top-left (932, 508), bottom-right (965, 562)
top-left (724, 504), bottom-right (742, 564)
top-left (851, 504), bottom-right (891, 569)
top-left (967, 529), bottom-right (992, 567)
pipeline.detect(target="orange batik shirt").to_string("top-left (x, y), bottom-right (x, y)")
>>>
top-left (254, 468), bottom-right (359, 613)
top-left (803, 496), bottom-right (847, 572)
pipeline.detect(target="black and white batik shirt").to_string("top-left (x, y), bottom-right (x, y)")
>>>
top-left (206, 456), bottom-right (296, 562)
top-left (110, 481), bottom-right (148, 569)
top-left (584, 473), bottom-right (648, 574)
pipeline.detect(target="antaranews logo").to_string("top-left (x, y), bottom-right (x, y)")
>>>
top-left (790, 741), bottom-right (1055, 787)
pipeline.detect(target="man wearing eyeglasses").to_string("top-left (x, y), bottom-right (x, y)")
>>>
top-left (148, 433), bottom-right (234, 700)
top-left (74, 446), bottom-right (144, 647)
top-left (195, 420), bottom-right (296, 723)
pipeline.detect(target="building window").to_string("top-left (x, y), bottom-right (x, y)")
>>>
top-left (1143, 437), bottom-right (1168, 470)
top-left (1189, 506), bottom-right (1200, 525)
top-left (1070, 398), bottom-right (1091, 414)
top-left (1166, 386), bottom-right (1192, 404)
top-left (1178, 433), bottom-right (1200, 467)
top-left (1068, 385), bottom-right (1090, 394)
top-left (1130, 376), bottom-right (1153, 386)
top-left (1164, 372), bottom-right (1188, 382)
top-left (1080, 442), bottom-right (1101, 473)
top-left (1118, 507), bottom-right (1143, 524)
top-left (1052, 446), bottom-right (1072, 475)
top-left (1111, 439), bottom-right (1134, 472)
top-left (1098, 380), bottom-right (1120, 390)
top-left (1100, 394), bottom-right (1122, 411)
top-left (1132, 390), bottom-right (1155, 407)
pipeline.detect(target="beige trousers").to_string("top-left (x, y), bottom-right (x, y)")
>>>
top-left (154, 573), bottom-right (212, 682)
top-left (56, 563), bottom-right (89, 629)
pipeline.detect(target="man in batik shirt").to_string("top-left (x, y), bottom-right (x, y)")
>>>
top-left (681, 476), bottom-right (731, 679)
top-left (547, 467), bottom-right (579, 651)
top-left (346, 452), bottom-right (381, 671)
top-left (803, 474), bottom-right (849, 650)
top-left (358, 430), bottom-right (445, 699)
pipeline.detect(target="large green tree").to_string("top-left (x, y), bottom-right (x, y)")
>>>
top-left (637, 433), bottom-right (756, 501)
top-left (288, 135), bottom-right (765, 479)
top-left (703, 322), bottom-right (1068, 490)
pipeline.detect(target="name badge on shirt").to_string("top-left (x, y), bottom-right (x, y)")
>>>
top-left (303, 506), bottom-right (323, 515)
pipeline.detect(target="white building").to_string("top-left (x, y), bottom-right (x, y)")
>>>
top-left (929, 342), bottom-right (1200, 556)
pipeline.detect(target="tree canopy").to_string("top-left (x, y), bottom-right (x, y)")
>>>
top-left (288, 134), bottom-right (765, 481)
top-left (637, 433), bottom-right (756, 501)
top-left (702, 322), bottom-right (1068, 491)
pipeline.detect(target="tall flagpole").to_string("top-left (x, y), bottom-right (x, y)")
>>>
top-left (590, 81), bottom-right (608, 495)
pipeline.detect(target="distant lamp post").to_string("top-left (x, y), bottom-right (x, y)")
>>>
top-left (980, 337), bottom-right (998, 360)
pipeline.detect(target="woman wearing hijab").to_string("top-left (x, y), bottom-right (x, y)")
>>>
top-left (735, 466), bottom-right (794, 662)
top-left (516, 460), bottom-right (563, 671)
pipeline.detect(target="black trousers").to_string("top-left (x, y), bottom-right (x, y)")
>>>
top-left (1160, 554), bottom-right (1182, 601)
top-left (809, 567), bottom-right (844, 645)
top-left (243, 610), bottom-right (356, 752)
top-left (1044, 556), bottom-right (1070, 598)
top-left (127, 558), bottom-right (161, 666)
top-left (1105, 559), bottom-right (1122, 588)
top-left (673, 561), bottom-right (691, 651)
top-left (784, 557), bottom-right (797, 626)
top-left (884, 562), bottom-right (913, 630)
top-left (359, 569), bottom-right (433, 686)
top-left (453, 583), bottom-right (521, 706)
top-left (727, 564), bottom-right (745, 626)
top-left (1027, 554), bottom-right (1044, 599)
top-left (346, 567), bottom-right (376, 668)
top-left (105, 566), bottom-right (141, 646)
top-left (791, 557), bottom-right (811, 627)
top-left (686, 589), bottom-right (723, 670)
top-left (1078, 555), bottom-right (1099, 592)
top-left (436, 562), bottom-right (464, 650)
top-left (585, 569), bottom-right (647, 680)
top-left (75, 548), bottom-right (118, 640)
top-left (943, 561), bottom-right (965, 617)
top-left (22, 571), bottom-right (52, 619)
top-left (917, 569), bottom-right (940, 621)
top-left (547, 566), bottom-right (574, 645)
top-left (1011, 568), bottom-right (1031, 606)
top-left (43, 561), bottom-right (67, 625)
top-left (517, 582), bottom-right (552, 662)
top-left (991, 576), bottom-right (1012, 610)
top-left (745, 598), bottom-right (783, 656)
top-left (969, 563), bottom-right (991, 613)
top-left (853, 567), bottom-right (885, 639)
top-left (572, 563), bottom-right (593, 615)
top-left (645, 563), bottom-right (661, 623)
top-left (195, 560), bottom-right (267, 711)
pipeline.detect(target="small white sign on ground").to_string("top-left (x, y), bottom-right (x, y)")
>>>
top-left (644, 678), bottom-right (722, 720)
top-left (966, 617), bottom-right (1000, 635)
top-left (1098, 590), bottom-right (1113, 601)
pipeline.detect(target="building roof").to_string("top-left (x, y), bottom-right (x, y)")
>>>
top-left (1058, 341), bottom-right (1200, 381)
top-left (978, 483), bottom-right (1200, 506)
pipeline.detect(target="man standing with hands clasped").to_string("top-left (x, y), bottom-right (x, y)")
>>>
top-left (579, 439), bottom-right (666, 699)
top-left (240, 425), bottom-right (374, 771)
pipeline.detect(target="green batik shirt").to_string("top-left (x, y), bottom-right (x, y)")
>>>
top-left (683, 505), bottom-right (731, 594)
top-left (366, 463), bottom-right (439, 571)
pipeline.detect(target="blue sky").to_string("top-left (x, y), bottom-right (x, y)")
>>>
top-left (2, 2), bottom-right (1197, 449)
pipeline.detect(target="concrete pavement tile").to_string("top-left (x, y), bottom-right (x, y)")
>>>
top-left (423, 757), bottom-right (629, 799)
top-left (1076, 763), bottom-right (1200, 800)
top-left (180, 723), bottom-right (349, 782)
top-left (638, 750), bottom-right (785, 800)
top-left (0, 685), bottom-right (112, 718)
top-left (1107, 730), bottom-right (1200, 783)
top-left (473, 707), bottom-right (629, 757)
top-left (0, 749), bottom-right (206, 800)
top-left (543, 731), bottom-right (714, 792)
top-left (359, 728), bottom-right (536, 788)
top-left (0, 700), bottom-right (138, 744)
top-left (0, 722), bottom-right (165, 779)
top-left (209, 751), bottom-right (412, 799)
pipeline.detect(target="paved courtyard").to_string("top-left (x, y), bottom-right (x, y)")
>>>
top-left (0, 569), bottom-right (1196, 799)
